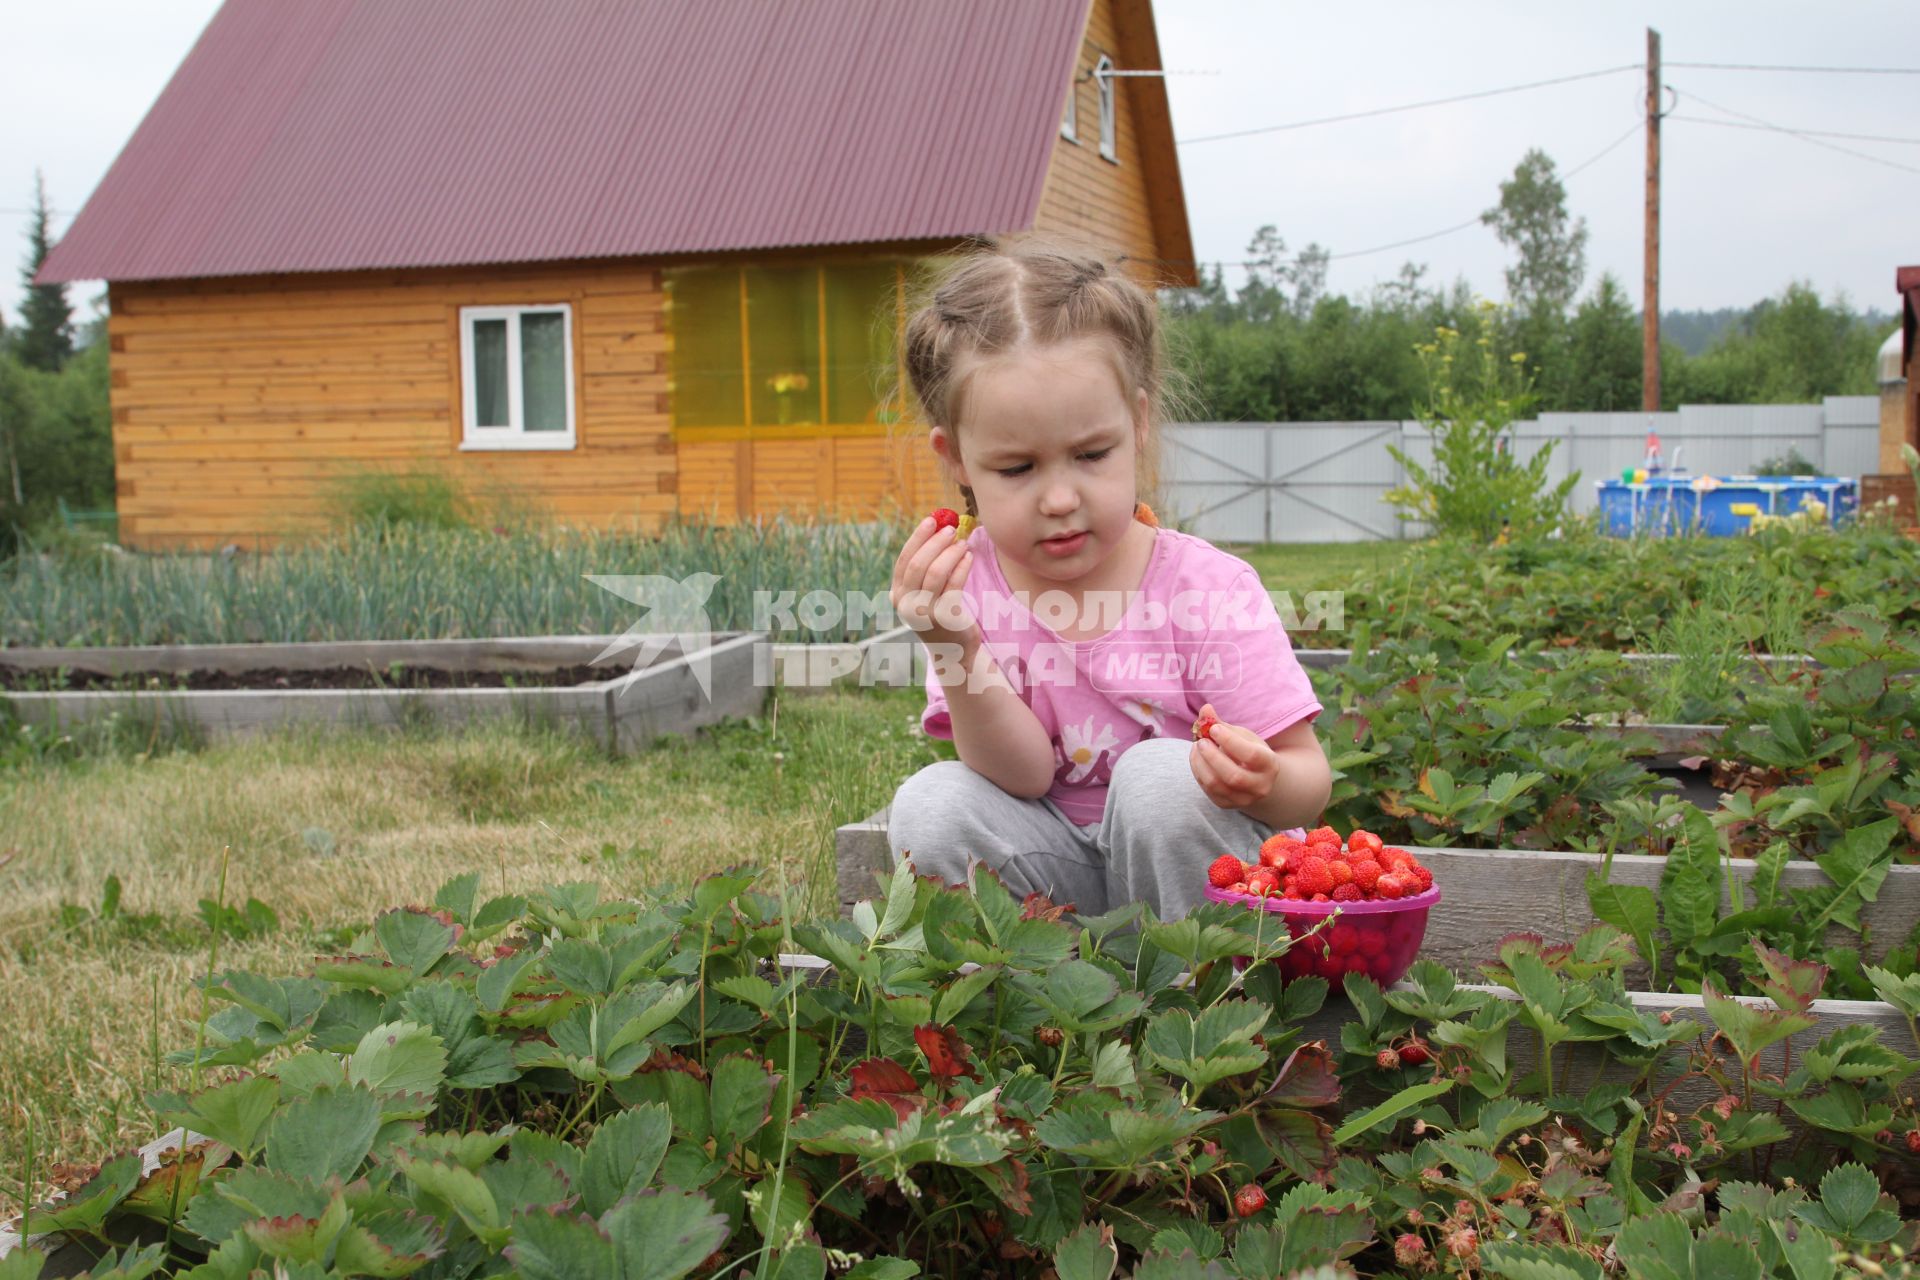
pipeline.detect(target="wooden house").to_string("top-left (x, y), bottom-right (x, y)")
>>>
top-left (38, 0), bottom-right (1196, 549)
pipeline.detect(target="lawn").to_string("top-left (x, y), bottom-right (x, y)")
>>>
top-left (0, 684), bottom-right (944, 1185)
top-left (1224, 538), bottom-right (1417, 597)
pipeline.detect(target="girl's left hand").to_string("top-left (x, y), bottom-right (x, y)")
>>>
top-left (1189, 702), bottom-right (1279, 811)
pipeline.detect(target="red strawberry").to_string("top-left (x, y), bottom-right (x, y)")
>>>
top-left (1229, 880), bottom-right (1249, 894)
top-left (931, 507), bottom-right (960, 531)
top-left (1376, 1048), bottom-right (1402, 1071)
top-left (1258, 833), bottom-right (1301, 869)
top-left (1348, 829), bottom-right (1384, 857)
top-left (1305, 825), bottom-right (1342, 848)
top-left (1331, 883), bottom-right (1362, 902)
top-left (1382, 846), bottom-right (1415, 870)
top-left (1398, 1040), bottom-right (1431, 1067)
top-left (1246, 869), bottom-right (1279, 896)
top-left (1327, 860), bottom-right (1354, 887)
top-left (1208, 855), bottom-right (1245, 888)
top-left (1376, 873), bottom-right (1409, 900)
top-left (1908, 1129), bottom-right (1920, 1155)
top-left (1311, 892), bottom-right (1331, 903)
top-left (1410, 864), bottom-right (1435, 892)
top-left (1233, 1183), bottom-right (1267, 1218)
top-left (1349, 860), bottom-right (1382, 893)
top-left (1294, 856), bottom-right (1335, 896)
top-left (1192, 710), bottom-right (1221, 742)
top-left (1329, 922), bottom-right (1360, 953)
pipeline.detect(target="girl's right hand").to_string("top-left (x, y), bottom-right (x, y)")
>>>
top-left (890, 516), bottom-right (978, 649)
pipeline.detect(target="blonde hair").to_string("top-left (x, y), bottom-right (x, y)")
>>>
top-left (899, 233), bottom-right (1191, 518)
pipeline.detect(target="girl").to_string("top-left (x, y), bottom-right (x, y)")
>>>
top-left (886, 236), bottom-right (1330, 921)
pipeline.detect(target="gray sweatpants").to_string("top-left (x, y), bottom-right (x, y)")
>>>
top-left (886, 737), bottom-right (1288, 921)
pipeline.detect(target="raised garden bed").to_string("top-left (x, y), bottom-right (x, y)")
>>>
top-left (835, 810), bottom-right (1920, 966)
top-left (0, 633), bottom-right (768, 753)
top-left (833, 810), bottom-right (1918, 1122)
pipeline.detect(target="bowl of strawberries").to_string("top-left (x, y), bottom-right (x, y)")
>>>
top-left (1205, 826), bottom-right (1440, 987)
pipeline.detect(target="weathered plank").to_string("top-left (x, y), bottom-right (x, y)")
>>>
top-left (1288, 647), bottom-right (1815, 671)
top-left (605, 632), bottom-right (767, 751)
top-left (0, 633), bottom-right (767, 755)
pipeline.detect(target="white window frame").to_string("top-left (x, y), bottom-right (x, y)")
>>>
top-left (1061, 67), bottom-right (1079, 142)
top-left (1095, 55), bottom-right (1117, 162)
top-left (458, 303), bottom-right (577, 450)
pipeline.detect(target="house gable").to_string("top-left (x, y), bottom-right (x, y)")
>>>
top-left (1033, 0), bottom-right (1196, 288)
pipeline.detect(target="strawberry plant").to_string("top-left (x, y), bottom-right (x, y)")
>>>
top-left (1314, 627), bottom-right (1665, 851)
top-left (1312, 519), bottom-right (1920, 655)
top-left (7, 866), bottom-right (1919, 1278)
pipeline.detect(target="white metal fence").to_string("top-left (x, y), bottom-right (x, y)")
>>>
top-left (1163, 396), bottom-right (1881, 543)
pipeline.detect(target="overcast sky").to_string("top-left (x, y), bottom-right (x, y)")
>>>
top-left (4, 1), bottom-right (1917, 329)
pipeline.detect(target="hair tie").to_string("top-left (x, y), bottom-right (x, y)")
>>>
top-left (1069, 260), bottom-right (1106, 289)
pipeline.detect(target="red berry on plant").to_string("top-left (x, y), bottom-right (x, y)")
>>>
top-left (1398, 1040), bottom-right (1431, 1067)
top-left (1908, 1129), bottom-right (1920, 1155)
top-left (1233, 1184), bottom-right (1267, 1218)
top-left (1394, 1234), bottom-right (1427, 1266)
top-left (1208, 854), bottom-right (1245, 888)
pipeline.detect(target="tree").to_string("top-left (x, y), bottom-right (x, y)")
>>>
top-left (1556, 273), bottom-right (1642, 411)
top-left (1481, 149), bottom-right (1587, 325)
top-left (1280, 242), bottom-right (1330, 319)
top-left (1664, 281), bottom-right (1881, 405)
top-left (17, 171), bottom-right (73, 373)
top-left (1237, 225), bottom-right (1290, 325)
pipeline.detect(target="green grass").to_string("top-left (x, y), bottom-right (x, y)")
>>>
top-left (1224, 539), bottom-right (1418, 595)
top-left (0, 685), bottom-right (946, 1190)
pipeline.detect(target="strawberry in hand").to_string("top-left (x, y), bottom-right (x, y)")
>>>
top-left (1187, 702), bottom-right (1281, 812)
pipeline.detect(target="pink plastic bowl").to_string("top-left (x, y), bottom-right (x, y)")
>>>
top-left (1205, 883), bottom-right (1442, 987)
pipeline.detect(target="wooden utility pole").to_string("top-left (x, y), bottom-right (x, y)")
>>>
top-left (1643, 27), bottom-right (1662, 413)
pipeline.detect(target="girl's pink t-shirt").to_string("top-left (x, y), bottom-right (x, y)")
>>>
top-left (920, 525), bottom-right (1322, 825)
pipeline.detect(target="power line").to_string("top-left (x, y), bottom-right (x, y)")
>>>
top-left (1563, 118), bottom-right (1646, 179)
top-left (1667, 114), bottom-right (1920, 147)
top-left (1666, 61), bottom-right (1920, 75)
top-left (1675, 87), bottom-right (1920, 177)
top-left (1176, 64), bottom-right (1638, 145)
top-left (1138, 116), bottom-right (1645, 275)
top-left (1319, 118), bottom-right (1642, 263)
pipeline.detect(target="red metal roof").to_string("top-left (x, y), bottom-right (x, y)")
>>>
top-left (39, 0), bottom-right (1092, 284)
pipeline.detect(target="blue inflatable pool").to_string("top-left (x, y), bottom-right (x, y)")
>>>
top-left (1595, 475), bottom-right (1857, 537)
